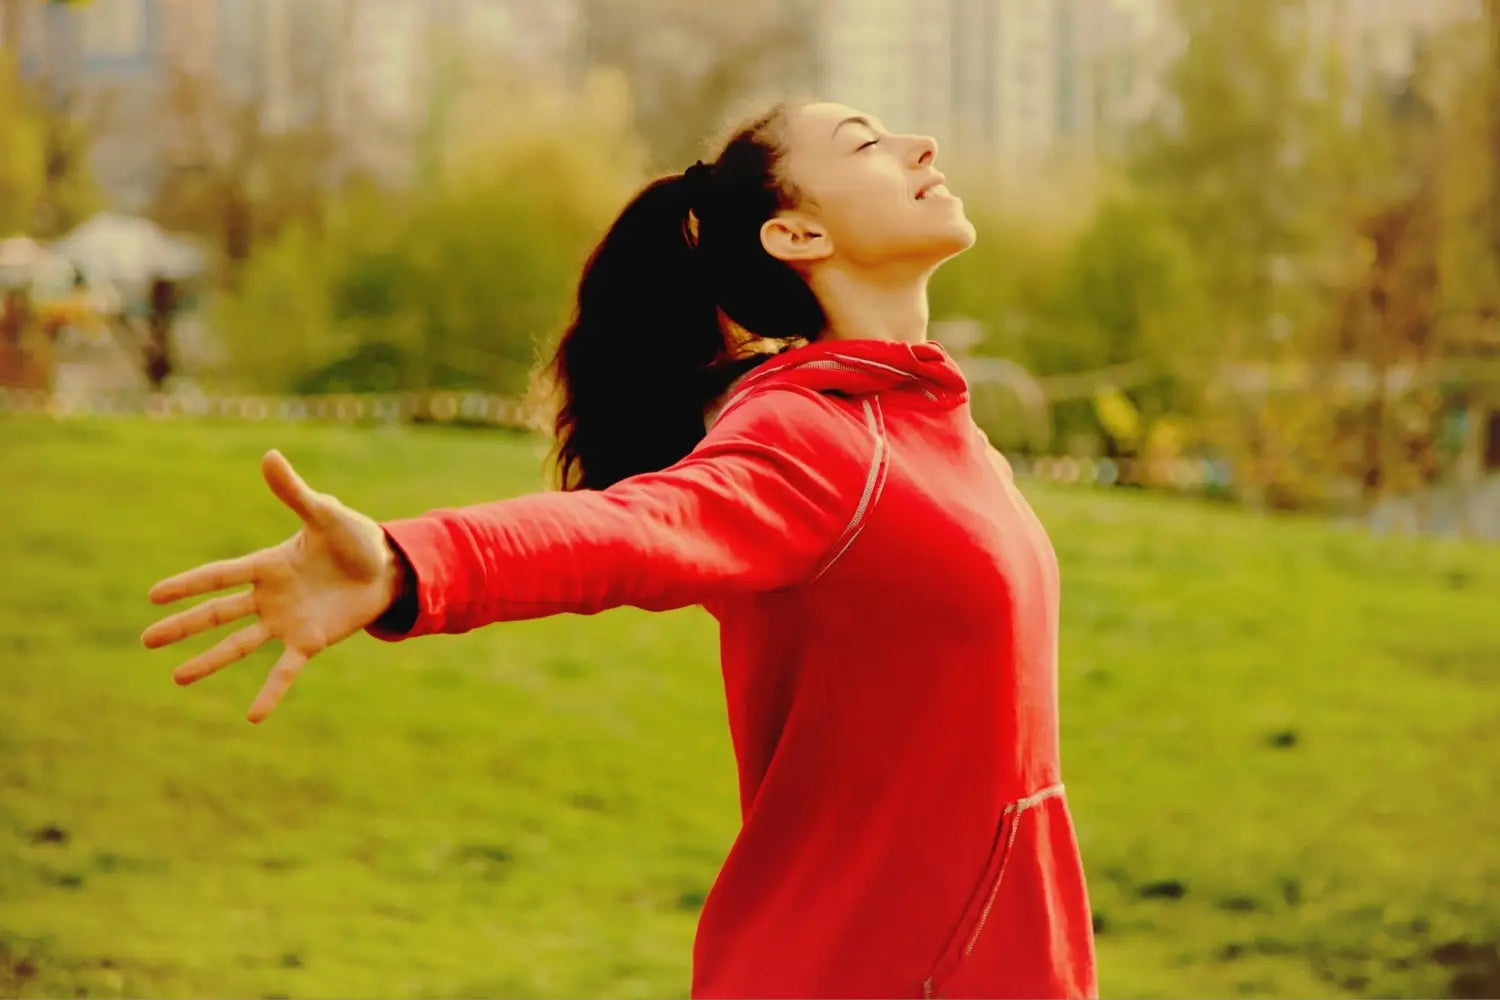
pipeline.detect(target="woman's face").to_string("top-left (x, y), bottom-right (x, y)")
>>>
top-left (767, 102), bottom-right (976, 271)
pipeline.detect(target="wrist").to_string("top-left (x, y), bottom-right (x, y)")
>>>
top-left (380, 539), bottom-right (407, 608)
top-left (372, 532), bottom-right (420, 634)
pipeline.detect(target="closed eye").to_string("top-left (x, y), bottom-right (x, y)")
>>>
top-left (857, 138), bottom-right (881, 151)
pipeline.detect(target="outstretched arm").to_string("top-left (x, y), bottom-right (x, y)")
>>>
top-left (366, 386), bottom-right (876, 639)
top-left (142, 387), bottom-right (874, 721)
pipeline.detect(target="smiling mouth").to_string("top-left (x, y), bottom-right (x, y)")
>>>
top-left (916, 184), bottom-right (953, 201)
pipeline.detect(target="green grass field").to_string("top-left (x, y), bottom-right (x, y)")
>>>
top-left (1, 414), bottom-right (1497, 999)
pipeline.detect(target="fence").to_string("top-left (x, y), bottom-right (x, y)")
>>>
top-left (0, 384), bottom-right (1245, 497)
top-left (0, 385), bottom-right (541, 429)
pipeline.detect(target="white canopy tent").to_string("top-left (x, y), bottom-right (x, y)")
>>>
top-left (49, 212), bottom-right (207, 293)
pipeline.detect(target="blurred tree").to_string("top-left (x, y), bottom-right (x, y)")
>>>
top-left (213, 73), bottom-right (647, 399)
top-left (207, 218), bottom-right (342, 392)
top-left (930, 166), bottom-right (1216, 457)
top-left (1321, 8), bottom-right (1500, 509)
top-left (1131, 1), bottom-right (1331, 351)
top-left (928, 198), bottom-right (1075, 372)
top-left (0, 55), bottom-right (47, 235)
top-left (1326, 66), bottom-right (1444, 505)
top-left (1130, 0), bottom-right (1364, 507)
top-left (1485, 0), bottom-right (1500, 276)
top-left (35, 98), bottom-right (97, 235)
top-left (1050, 195), bottom-right (1209, 374)
top-left (1429, 3), bottom-right (1500, 340)
top-left (575, 0), bottom-right (820, 168)
top-left (0, 50), bottom-right (99, 237)
top-left (149, 66), bottom-right (338, 266)
top-left (0, 1), bottom-right (20, 61)
top-left (1046, 193), bottom-right (1213, 457)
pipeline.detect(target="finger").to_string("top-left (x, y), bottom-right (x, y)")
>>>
top-left (247, 647), bottom-right (309, 724)
top-left (263, 449), bottom-right (328, 527)
top-left (149, 551), bottom-right (264, 605)
top-left (172, 622), bottom-right (269, 686)
top-left (141, 590), bottom-right (257, 649)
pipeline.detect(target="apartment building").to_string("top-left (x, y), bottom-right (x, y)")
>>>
top-left (815, 0), bottom-right (1169, 168)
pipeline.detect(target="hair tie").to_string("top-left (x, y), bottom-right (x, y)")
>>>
top-left (683, 160), bottom-right (713, 208)
top-left (682, 160), bottom-right (714, 249)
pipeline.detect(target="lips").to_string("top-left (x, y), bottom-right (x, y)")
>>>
top-left (915, 175), bottom-right (951, 201)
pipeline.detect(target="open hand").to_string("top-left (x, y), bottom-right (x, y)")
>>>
top-left (142, 450), bottom-right (404, 723)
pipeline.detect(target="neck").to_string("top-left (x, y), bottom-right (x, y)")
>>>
top-left (807, 262), bottom-right (933, 345)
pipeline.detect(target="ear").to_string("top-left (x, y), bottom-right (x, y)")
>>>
top-left (760, 212), bottom-right (833, 264)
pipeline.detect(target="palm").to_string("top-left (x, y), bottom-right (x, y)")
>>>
top-left (252, 535), bottom-right (368, 652)
top-left (142, 450), bottom-right (400, 723)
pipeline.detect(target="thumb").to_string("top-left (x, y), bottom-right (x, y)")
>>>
top-left (262, 449), bottom-right (328, 526)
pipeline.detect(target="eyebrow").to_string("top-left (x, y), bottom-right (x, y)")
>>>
top-left (832, 115), bottom-right (878, 139)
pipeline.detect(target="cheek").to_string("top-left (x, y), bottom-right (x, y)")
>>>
top-left (823, 173), bottom-right (917, 246)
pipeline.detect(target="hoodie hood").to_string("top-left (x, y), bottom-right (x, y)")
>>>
top-left (709, 338), bottom-right (970, 428)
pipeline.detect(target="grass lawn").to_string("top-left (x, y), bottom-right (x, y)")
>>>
top-left (1, 414), bottom-right (1497, 999)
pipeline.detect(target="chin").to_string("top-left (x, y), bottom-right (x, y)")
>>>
top-left (950, 218), bottom-right (978, 252)
top-left (868, 219), bottom-right (979, 268)
top-left (927, 220), bottom-right (978, 263)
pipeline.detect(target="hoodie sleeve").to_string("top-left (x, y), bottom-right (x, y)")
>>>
top-left (365, 386), bottom-right (878, 641)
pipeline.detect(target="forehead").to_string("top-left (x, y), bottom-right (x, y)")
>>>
top-left (786, 102), bottom-right (885, 148)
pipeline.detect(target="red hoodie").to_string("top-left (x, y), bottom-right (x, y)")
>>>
top-left (369, 338), bottom-right (1097, 999)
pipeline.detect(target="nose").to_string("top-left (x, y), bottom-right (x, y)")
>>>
top-left (909, 134), bottom-right (938, 168)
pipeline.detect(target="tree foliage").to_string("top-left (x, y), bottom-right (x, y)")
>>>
top-left (1118, 0), bottom-right (1500, 507)
top-left (0, 54), bottom-right (100, 237)
top-left (212, 73), bottom-right (646, 398)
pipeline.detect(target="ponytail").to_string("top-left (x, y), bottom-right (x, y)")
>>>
top-left (548, 103), bottom-right (826, 492)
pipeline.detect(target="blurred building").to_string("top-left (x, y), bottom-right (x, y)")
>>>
top-left (810, 0), bottom-right (1480, 168)
top-left (814, 0), bottom-right (1171, 167)
top-left (5, 0), bottom-right (168, 210)
top-left (12, 0), bottom-right (1486, 202)
top-left (4, 0), bottom-right (583, 209)
top-left (208, 0), bottom-right (579, 182)
top-left (1310, 0), bottom-right (1482, 90)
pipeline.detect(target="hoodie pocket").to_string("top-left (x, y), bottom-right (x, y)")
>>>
top-left (922, 808), bottom-right (1023, 999)
top-left (922, 784), bottom-right (1065, 999)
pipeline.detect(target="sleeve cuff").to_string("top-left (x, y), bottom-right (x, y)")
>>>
top-left (363, 517), bottom-right (460, 642)
top-left (366, 532), bottom-right (419, 639)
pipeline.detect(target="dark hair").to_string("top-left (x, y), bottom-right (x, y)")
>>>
top-left (547, 102), bottom-right (827, 492)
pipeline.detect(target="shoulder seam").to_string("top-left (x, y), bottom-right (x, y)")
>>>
top-left (812, 397), bottom-right (889, 581)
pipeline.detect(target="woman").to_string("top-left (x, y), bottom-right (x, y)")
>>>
top-left (142, 101), bottom-right (1097, 999)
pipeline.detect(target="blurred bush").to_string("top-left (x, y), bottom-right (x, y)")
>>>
top-left (210, 71), bottom-right (646, 398)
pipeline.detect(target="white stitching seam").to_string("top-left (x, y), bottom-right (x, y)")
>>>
top-left (709, 366), bottom-right (840, 430)
top-left (965, 784), bottom-right (1065, 956)
top-left (709, 353), bottom-right (813, 422)
top-left (923, 783), bottom-right (1067, 998)
top-left (827, 353), bottom-right (919, 381)
top-left (827, 353), bottom-right (939, 401)
top-left (813, 397), bottom-right (887, 582)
